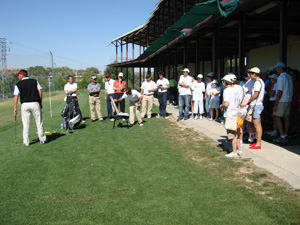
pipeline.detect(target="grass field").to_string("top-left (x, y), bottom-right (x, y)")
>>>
top-left (0, 90), bottom-right (300, 225)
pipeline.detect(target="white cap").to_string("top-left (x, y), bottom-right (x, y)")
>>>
top-left (222, 75), bottom-right (233, 82)
top-left (211, 79), bottom-right (218, 84)
top-left (248, 67), bottom-right (261, 74)
top-left (269, 74), bottom-right (278, 80)
top-left (182, 68), bottom-right (190, 73)
top-left (197, 74), bottom-right (203, 79)
top-left (118, 72), bottom-right (124, 77)
top-left (226, 74), bottom-right (237, 82)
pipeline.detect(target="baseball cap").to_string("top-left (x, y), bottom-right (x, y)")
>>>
top-left (182, 68), bottom-right (190, 73)
top-left (118, 72), bottom-right (124, 77)
top-left (207, 72), bottom-right (214, 77)
top-left (221, 75), bottom-right (232, 82)
top-left (146, 74), bottom-right (151, 78)
top-left (211, 79), bottom-right (218, 84)
top-left (197, 74), bottom-right (203, 79)
top-left (274, 62), bottom-right (286, 69)
top-left (226, 74), bottom-right (237, 81)
top-left (248, 67), bottom-right (261, 74)
top-left (91, 75), bottom-right (97, 79)
top-left (269, 74), bottom-right (278, 80)
top-left (105, 74), bottom-right (110, 78)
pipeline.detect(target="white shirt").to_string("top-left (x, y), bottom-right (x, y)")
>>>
top-left (105, 79), bottom-right (115, 95)
top-left (269, 83), bottom-right (278, 101)
top-left (178, 75), bottom-right (192, 95)
top-left (210, 87), bottom-right (221, 101)
top-left (156, 78), bottom-right (169, 93)
top-left (141, 80), bottom-right (157, 95)
top-left (250, 79), bottom-right (265, 106)
top-left (192, 81), bottom-right (205, 101)
top-left (223, 86), bottom-right (239, 117)
top-left (14, 77), bottom-right (42, 95)
top-left (276, 72), bottom-right (293, 102)
top-left (121, 89), bottom-right (141, 102)
top-left (64, 82), bottom-right (78, 97)
top-left (206, 81), bottom-right (212, 95)
top-left (233, 84), bottom-right (244, 104)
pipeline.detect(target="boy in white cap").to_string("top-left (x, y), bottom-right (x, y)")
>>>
top-left (209, 79), bottom-right (221, 121)
top-left (192, 74), bottom-right (205, 119)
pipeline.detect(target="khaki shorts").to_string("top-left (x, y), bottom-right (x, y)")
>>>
top-left (273, 102), bottom-right (291, 117)
top-left (227, 127), bottom-right (241, 140)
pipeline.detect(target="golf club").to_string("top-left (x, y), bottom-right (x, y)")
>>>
top-left (14, 116), bottom-right (17, 144)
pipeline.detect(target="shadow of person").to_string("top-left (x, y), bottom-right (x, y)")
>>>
top-left (32, 132), bottom-right (66, 144)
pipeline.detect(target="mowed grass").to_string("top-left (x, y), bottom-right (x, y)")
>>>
top-left (0, 90), bottom-right (300, 225)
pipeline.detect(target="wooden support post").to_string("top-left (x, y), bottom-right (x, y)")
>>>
top-left (116, 41), bottom-right (118, 63)
top-left (196, 35), bottom-right (200, 75)
top-left (183, 39), bottom-right (187, 68)
top-left (238, 13), bottom-right (245, 78)
top-left (126, 38), bottom-right (128, 62)
top-left (212, 25), bottom-right (218, 75)
top-left (132, 67), bottom-right (134, 89)
top-left (139, 66), bottom-right (142, 87)
top-left (279, 1), bottom-right (287, 64)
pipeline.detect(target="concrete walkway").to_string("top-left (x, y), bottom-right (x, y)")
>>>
top-left (159, 101), bottom-right (300, 189)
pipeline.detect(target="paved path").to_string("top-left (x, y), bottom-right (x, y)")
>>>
top-left (156, 100), bottom-right (300, 189)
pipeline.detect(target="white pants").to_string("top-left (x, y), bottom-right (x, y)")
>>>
top-left (129, 101), bottom-right (142, 124)
top-left (21, 102), bottom-right (46, 145)
top-left (193, 100), bottom-right (204, 114)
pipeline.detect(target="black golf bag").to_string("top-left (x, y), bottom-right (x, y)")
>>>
top-left (61, 96), bottom-right (82, 130)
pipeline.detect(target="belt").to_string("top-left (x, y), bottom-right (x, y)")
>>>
top-left (89, 94), bottom-right (99, 97)
top-left (144, 94), bottom-right (153, 96)
top-left (108, 94), bottom-right (114, 96)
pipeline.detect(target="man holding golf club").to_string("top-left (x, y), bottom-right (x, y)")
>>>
top-left (13, 69), bottom-right (46, 146)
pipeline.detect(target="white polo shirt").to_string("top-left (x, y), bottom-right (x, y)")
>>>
top-left (105, 79), bottom-right (115, 95)
top-left (64, 82), bottom-right (77, 96)
top-left (250, 79), bottom-right (265, 106)
top-left (178, 75), bottom-right (192, 95)
top-left (156, 78), bottom-right (169, 93)
top-left (141, 80), bottom-right (157, 95)
top-left (276, 72), bottom-right (293, 102)
top-left (206, 81), bottom-right (212, 96)
top-left (192, 81), bottom-right (205, 101)
top-left (122, 89), bottom-right (141, 102)
top-left (223, 86), bottom-right (239, 117)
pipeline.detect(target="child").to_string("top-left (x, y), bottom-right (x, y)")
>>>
top-left (209, 79), bottom-right (221, 121)
top-left (192, 74), bottom-right (206, 119)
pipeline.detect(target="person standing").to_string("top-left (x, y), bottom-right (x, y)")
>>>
top-left (104, 74), bottom-right (115, 120)
top-left (177, 68), bottom-right (193, 121)
top-left (13, 70), bottom-right (46, 146)
top-left (114, 88), bottom-right (143, 126)
top-left (156, 72), bottom-right (170, 119)
top-left (140, 74), bottom-right (157, 118)
top-left (272, 62), bottom-right (293, 143)
top-left (168, 77), bottom-right (178, 105)
top-left (113, 72), bottom-right (126, 116)
top-left (64, 75), bottom-right (84, 123)
top-left (192, 74), bottom-right (205, 119)
top-left (209, 79), bottom-right (221, 121)
top-left (205, 72), bottom-right (214, 119)
top-left (87, 75), bottom-right (103, 122)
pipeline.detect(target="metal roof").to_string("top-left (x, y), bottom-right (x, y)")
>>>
top-left (111, 24), bottom-right (145, 43)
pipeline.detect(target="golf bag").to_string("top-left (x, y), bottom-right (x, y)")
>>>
top-left (61, 96), bottom-right (82, 130)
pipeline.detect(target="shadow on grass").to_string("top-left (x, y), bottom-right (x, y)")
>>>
top-left (31, 132), bottom-right (66, 144)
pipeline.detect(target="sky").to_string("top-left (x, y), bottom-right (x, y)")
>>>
top-left (0, 0), bottom-right (158, 72)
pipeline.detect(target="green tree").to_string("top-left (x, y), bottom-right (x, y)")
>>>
top-left (78, 67), bottom-right (101, 90)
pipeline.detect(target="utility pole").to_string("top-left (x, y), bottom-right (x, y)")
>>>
top-left (0, 38), bottom-right (8, 99)
top-left (50, 51), bottom-right (55, 92)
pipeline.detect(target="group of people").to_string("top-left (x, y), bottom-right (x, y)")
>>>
top-left (13, 61), bottom-right (299, 151)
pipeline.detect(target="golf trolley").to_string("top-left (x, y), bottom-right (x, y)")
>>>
top-left (61, 92), bottom-right (82, 132)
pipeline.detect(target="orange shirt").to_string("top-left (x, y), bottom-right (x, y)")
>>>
top-left (113, 80), bottom-right (126, 94)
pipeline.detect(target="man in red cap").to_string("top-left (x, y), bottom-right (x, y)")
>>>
top-left (13, 69), bottom-right (46, 146)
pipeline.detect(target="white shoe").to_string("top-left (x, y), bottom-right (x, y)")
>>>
top-left (139, 123), bottom-right (143, 126)
top-left (194, 116), bottom-right (198, 120)
top-left (225, 152), bottom-right (238, 158)
top-left (122, 118), bottom-right (126, 121)
top-left (82, 120), bottom-right (86, 123)
top-left (209, 118), bottom-right (213, 121)
top-left (111, 118), bottom-right (115, 121)
top-left (147, 116), bottom-right (151, 119)
top-left (200, 116), bottom-right (203, 120)
top-left (269, 130), bottom-right (278, 137)
top-left (237, 150), bottom-right (243, 156)
top-left (165, 117), bottom-right (169, 119)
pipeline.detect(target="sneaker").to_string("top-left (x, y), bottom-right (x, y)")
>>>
top-left (273, 136), bottom-right (288, 143)
top-left (200, 116), bottom-right (203, 120)
top-left (184, 117), bottom-right (188, 120)
top-left (177, 117), bottom-right (183, 122)
top-left (237, 150), bottom-right (243, 156)
top-left (40, 141), bottom-right (45, 145)
top-left (23, 143), bottom-right (29, 146)
top-left (194, 116), bottom-right (199, 120)
top-left (122, 118), bottom-right (126, 121)
top-left (268, 130), bottom-right (278, 136)
top-left (225, 152), bottom-right (238, 158)
top-left (99, 119), bottom-right (104, 122)
top-left (81, 120), bottom-right (86, 123)
top-left (111, 118), bottom-right (115, 121)
top-left (209, 118), bottom-right (213, 121)
top-left (139, 123), bottom-right (143, 126)
top-left (165, 116), bottom-right (169, 119)
top-left (147, 116), bottom-right (151, 119)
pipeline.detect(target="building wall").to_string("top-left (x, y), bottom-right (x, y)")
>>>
top-left (248, 36), bottom-right (300, 71)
